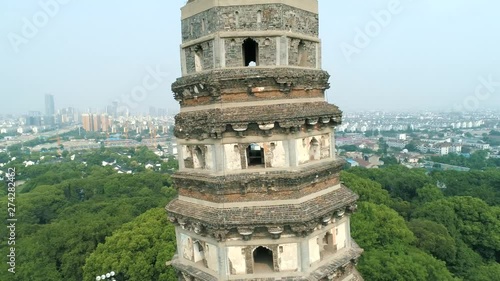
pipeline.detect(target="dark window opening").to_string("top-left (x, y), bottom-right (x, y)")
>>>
top-left (243, 38), bottom-right (259, 66)
top-left (247, 143), bottom-right (264, 167)
top-left (194, 240), bottom-right (204, 252)
top-left (253, 247), bottom-right (274, 273)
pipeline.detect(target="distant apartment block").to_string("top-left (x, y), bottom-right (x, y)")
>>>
top-left (82, 113), bottom-right (112, 132)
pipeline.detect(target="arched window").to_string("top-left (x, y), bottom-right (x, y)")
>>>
top-left (193, 240), bottom-right (207, 268)
top-left (201, 18), bottom-right (206, 32)
top-left (194, 45), bottom-right (203, 72)
top-left (257, 10), bottom-right (262, 23)
top-left (298, 40), bottom-right (308, 67)
top-left (309, 138), bottom-right (320, 161)
top-left (319, 231), bottom-right (336, 259)
top-left (194, 146), bottom-right (205, 169)
top-left (253, 246), bottom-right (274, 273)
top-left (247, 143), bottom-right (264, 167)
top-left (243, 38), bottom-right (259, 66)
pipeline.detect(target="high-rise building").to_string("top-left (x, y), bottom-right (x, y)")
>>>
top-left (81, 113), bottom-right (110, 132)
top-left (100, 114), bottom-right (111, 133)
top-left (44, 94), bottom-right (55, 126)
top-left (82, 113), bottom-right (93, 132)
top-left (92, 114), bottom-right (101, 132)
top-left (59, 107), bottom-right (76, 124)
top-left (27, 111), bottom-right (42, 126)
top-left (166, 1), bottom-right (363, 280)
top-left (45, 94), bottom-right (55, 116)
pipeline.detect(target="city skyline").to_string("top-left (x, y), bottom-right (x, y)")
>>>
top-left (1, 0), bottom-right (500, 115)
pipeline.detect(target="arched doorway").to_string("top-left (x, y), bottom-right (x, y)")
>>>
top-left (253, 246), bottom-right (274, 273)
top-left (243, 38), bottom-right (259, 66)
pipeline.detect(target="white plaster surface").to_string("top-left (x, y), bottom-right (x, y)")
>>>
top-left (269, 141), bottom-right (287, 168)
top-left (205, 145), bottom-right (215, 170)
top-left (278, 243), bottom-right (298, 271)
top-left (224, 144), bottom-right (242, 170)
top-left (337, 222), bottom-right (347, 250)
top-left (227, 246), bottom-right (247, 275)
top-left (181, 234), bottom-right (194, 261)
top-left (205, 243), bottom-right (219, 272)
top-left (309, 236), bottom-right (320, 265)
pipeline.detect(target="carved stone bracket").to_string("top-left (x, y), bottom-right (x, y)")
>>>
top-left (238, 227), bottom-right (254, 241)
top-left (268, 226), bottom-right (284, 239)
top-left (211, 229), bottom-right (230, 242)
top-left (290, 221), bottom-right (318, 237)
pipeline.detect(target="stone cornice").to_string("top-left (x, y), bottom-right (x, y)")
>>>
top-left (174, 101), bottom-right (341, 140)
top-left (166, 185), bottom-right (359, 241)
top-left (182, 0), bottom-right (318, 20)
top-left (173, 159), bottom-right (344, 201)
top-left (172, 68), bottom-right (330, 103)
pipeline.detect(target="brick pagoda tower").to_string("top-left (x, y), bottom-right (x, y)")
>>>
top-left (166, 1), bottom-right (363, 280)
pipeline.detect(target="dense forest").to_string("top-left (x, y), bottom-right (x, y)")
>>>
top-left (345, 165), bottom-right (500, 280)
top-left (0, 148), bottom-right (179, 280)
top-left (1, 146), bottom-right (499, 280)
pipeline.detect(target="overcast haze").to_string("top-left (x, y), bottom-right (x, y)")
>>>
top-left (1, 0), bottom-right (499, 115)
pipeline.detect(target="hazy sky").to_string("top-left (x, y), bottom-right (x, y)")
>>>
top-left (1, 0), bottom-right (499, 115)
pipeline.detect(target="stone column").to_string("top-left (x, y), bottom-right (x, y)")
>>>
top-left (214, 143), bottom-right (225, 172)
top-left (300, 239), bottom-right (310, 274)
top-left (280, 36), bottom-right (288, 66)
top-left (288, 138), bottom-right (298, 167)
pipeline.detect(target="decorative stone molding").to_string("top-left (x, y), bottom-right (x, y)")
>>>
top-left (173, 68), bottom-right (330, 103)
top-left (174, 102), bottom-right (341, 140)
top-left (173, 160), bottom-right (344, 201)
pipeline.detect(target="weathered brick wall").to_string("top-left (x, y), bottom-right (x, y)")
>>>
top-left (181, 9), bottom-right (215, 42)
top-left (181, 4), bottom-right (319, 43)
top-left (185, 40), bottom-right (215, 74)
top-left (224, 38), bottom-right (242, 68)
top-left (223, 36), bottom-right (278, 67)
top-left (181, 4), bottom-right (318, 73)
top-left (288, 38), bottom-right (317, 67)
